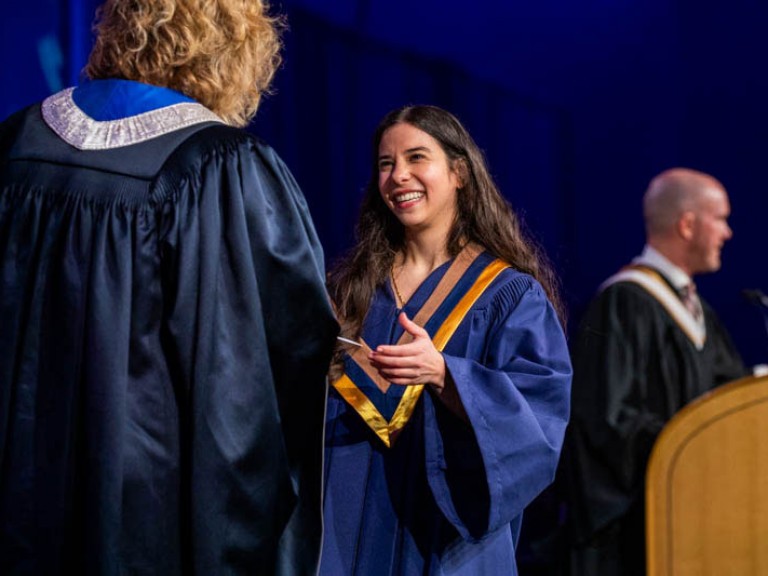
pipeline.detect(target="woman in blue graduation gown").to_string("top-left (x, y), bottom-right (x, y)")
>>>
top-left (0, 1), bottom-right (337, 574)
top-left (322, 105), bottom-right (572, 575)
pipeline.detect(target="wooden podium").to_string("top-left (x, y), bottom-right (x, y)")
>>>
top-left (646, 374), bottom-right (768, 575)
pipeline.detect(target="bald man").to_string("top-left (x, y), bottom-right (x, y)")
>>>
top-left (563, 168), bottom-right (747, 576)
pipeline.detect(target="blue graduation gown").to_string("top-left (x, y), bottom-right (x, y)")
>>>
top-left (321, 256), bottom-right (572, 575)
top-left (0, 80), bottom-right (338, 575)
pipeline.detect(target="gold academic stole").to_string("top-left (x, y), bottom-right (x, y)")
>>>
top-left (332, 244), bottom-right (509, 447)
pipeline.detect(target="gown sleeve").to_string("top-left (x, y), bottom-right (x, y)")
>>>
top-left (424, 274), bottom-right (572, 540)
top-left (154, 127), bottom-right (338, 574)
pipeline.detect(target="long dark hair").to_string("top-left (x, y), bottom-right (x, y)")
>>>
top-left (328, 104), bottom-right (565, 344)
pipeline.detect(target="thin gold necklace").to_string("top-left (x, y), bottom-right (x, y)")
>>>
top-left (390, 261), bottom-right (406, 307)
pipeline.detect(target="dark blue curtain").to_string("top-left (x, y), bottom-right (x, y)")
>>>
top-left (1, 0), bottom-right (100, 119)
top-left (252, 9), bottom-right (575, 277)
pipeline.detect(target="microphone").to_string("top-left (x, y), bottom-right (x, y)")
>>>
top-left (742, 289), bottom-right (768, 308)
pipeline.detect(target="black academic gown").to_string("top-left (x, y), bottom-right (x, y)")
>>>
top-left (0, 99), bottom-right (338, 575)
top-left (564, 273), bottom-right (747, 576)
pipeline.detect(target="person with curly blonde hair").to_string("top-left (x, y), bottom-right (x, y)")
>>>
top-left (0, 1), bottom-right (338, 574)
top-left (85, 0), bottom-right (282, 126)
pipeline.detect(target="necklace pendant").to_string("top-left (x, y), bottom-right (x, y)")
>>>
top-left (390, 262), bottom-right (406, 308)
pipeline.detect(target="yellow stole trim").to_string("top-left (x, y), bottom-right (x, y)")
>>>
top-left (333, 258), bottom-right (509, 447)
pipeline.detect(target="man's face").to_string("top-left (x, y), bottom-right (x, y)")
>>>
top-left (689, 187), bottom-right (733, 274)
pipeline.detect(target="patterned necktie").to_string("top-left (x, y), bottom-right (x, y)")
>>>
top-left (680, 283), bottom-right (703, 322)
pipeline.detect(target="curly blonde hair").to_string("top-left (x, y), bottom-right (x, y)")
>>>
top-left (85, 0), bottom-right (284, 127)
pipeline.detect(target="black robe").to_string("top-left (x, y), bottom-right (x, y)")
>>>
top-left (564, 272), bottom-right (747, 576)
top-left (0, 95), bottom-right (338, 575)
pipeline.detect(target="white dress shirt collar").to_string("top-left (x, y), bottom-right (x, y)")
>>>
top-left (632, 245), bottom-right (692, 291)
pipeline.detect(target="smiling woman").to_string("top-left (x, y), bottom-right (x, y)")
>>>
top-left (322, 104), bottom-right (572, 575)
top-left (377, 123), bottom-right (462, 255)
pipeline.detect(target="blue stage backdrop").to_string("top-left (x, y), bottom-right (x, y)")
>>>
top-left (3, 0), bottom-right (768, 369)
